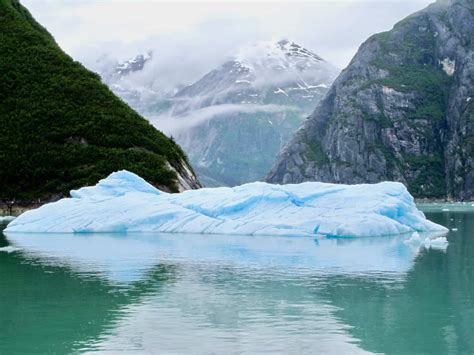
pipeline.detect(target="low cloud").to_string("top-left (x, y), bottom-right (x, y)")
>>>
top-left (151, 103), bottom-right (298, 136)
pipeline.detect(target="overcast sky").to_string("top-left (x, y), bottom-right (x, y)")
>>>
top-left (22, 0), bottom-right (434, 88)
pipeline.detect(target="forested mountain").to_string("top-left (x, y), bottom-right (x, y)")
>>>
top-left (0, 0), bottom-right (200, 201)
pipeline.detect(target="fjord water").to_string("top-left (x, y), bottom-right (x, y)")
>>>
top-left (0, 205), bottom-right (472, 354)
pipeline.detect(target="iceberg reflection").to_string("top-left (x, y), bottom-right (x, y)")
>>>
top-left (5, 231), bottom-right (446, 284)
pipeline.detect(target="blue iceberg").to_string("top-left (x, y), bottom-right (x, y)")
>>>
top-left (6, 170), bottom-right (447, 237)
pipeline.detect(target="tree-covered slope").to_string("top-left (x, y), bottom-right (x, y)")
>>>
top-left (0, 0), bottom-right (200, 200)
top-left (267, 0), bottom-right (473, 200)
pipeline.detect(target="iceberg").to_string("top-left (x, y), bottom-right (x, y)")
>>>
top-left (5, 170), bottom-right (447, 237)
top-left (404, 231), bottom-right (448, 251)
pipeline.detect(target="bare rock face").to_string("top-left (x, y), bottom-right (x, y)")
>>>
top-left (267, 0), bottom-right (473, 200)
top-left (166, 160), bottom-right (202, 192)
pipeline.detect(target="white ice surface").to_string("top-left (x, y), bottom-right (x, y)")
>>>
top-left (404, 231), bottom-right (448, 251)
top-left (6, 170), bottom-right (447, 237)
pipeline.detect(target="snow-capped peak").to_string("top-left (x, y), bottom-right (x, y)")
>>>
top-left (234, 39), bottom-right (326, 72)
top-left (115, 51), bottom-right (153, 76)
top-left (174, 39), bottom-right (339, 106)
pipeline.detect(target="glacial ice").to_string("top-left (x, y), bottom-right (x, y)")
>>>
top-left (404, 231), bottom-right (448, 251)
top-left (5, 170), bottom-right (448, 237)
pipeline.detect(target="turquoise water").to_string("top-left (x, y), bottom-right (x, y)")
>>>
top-left (0, 204), bottom-right (472, 354)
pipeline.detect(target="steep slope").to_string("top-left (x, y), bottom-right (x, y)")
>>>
top-left (0, 0), bottom-right (200, 201)
top-left (156, 40), bottom-right (338, 186)
top-left (267, 0), bottom-right (473, 200)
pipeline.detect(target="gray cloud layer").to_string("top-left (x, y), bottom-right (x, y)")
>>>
top-left (151, 103), bottom-right (298, 135)
top-left (23, 0), bottom-right (433, 91)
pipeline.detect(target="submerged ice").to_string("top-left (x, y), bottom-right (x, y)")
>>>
top-left (6, 170), bottom-right (447, 237)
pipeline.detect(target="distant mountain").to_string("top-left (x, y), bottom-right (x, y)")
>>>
top-left (0, 0), bottom-right (200, 201)
top-left (154, 40), bottom-right (339, 186)
top-left (94, 40), bottom-right (338, 186)
top-left (114, 52), bottom-right (152, 76)
top-left (173, 39), bottom-right (336, 112)
top-left (267, 0), bottom-right (473, 200)
top-left (96, 51), bottom-right (164, 115)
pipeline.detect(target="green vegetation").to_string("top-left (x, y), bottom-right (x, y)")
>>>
top-left (370, 13), bottom-right (453, 124)
top-left (0, 0), bottom-right (191, 200)
top-left (404, 155), bottom-right (445, 198)
top-left (463, 100), bottom-right (474, 153)
top-left (304, 139), bottom-right (329, 165)
top-left (360, 111), bottom-right (393, 129)
top-left (362, 59), bottom-right (452, 126)
top-left (377, 66), bottom-right (441, 92)
top-left (367, 141), bottom-right (399, 177)
top-left (376, 12), bottom-right (437, 64)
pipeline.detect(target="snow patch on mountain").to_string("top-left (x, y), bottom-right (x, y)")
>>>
top-left (235, 39), bottom-right (324, 72)
top-left (115, 51), bottom-right (153, 76)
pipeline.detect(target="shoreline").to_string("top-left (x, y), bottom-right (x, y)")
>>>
top-left (0, 202), bottom-right (48, 217)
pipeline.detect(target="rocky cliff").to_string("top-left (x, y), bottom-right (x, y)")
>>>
top-left (267, 0), bottom-right (473, 200)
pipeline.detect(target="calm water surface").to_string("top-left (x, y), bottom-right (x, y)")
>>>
top-left (0, 204), bottom-right (473, 354)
